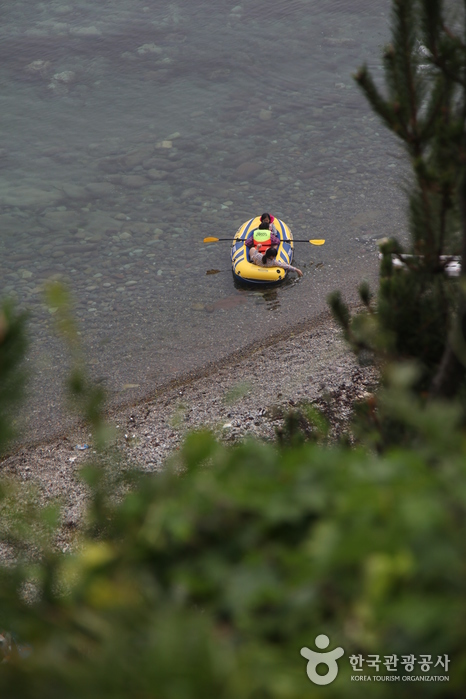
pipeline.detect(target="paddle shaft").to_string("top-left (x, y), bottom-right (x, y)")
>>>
top-left (203, 237), bottom-right (325, 244)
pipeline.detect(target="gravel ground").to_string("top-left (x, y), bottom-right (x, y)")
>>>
top-left (0, 310), bottom-right (378, 553)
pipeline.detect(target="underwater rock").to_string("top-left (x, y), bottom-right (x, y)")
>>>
top-left (41, 210), bottom-right (81, 232)
top-left (97, 157), bottom-right (121, 174)
top-left (137, 43), bottom-right (163, 56)
top-left (208, 69), bottom-right (230, 80)
top-left (233, 161), bottom-right (263, 179)
top-left (120, 175), bottom-right (149, 189)
top-left (127, 222), bottom-right (153, 234)
top-left (48, 70), bottom-right (76, 95)
top-left (51, 71), bottom-right (76, 84)
top-left (146, 169), bottom-right (167, 181)
top-left (122, 149), bottom-right (152, 169)
top-left (204, 295), bottom-right (248, 313)
top-left (25, 60), bottom-right (51, 78)
top-left (0, 186), bottom-right (63, 208)
top-left (86, 211), bottom-right (123, 233)
top-left (86, 182), bottom-right (117, 197)
top-left (142, 157), bottom-right (171, 170)
top-left (180, 187), bottom-right (198, 200)
top-left (59, 184), bottom-right (88, 200)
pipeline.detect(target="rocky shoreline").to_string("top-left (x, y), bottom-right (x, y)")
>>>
top-left (0, 309), bottom-right (378, 554)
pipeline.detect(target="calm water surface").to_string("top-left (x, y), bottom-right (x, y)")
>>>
top-left (0, 0), bottom-right (408, 438)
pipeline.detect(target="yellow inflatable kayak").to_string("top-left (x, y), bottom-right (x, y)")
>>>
top-left (231, 217), bottom-right (294, 284)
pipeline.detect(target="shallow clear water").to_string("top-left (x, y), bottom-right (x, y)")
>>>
top-left (0, 0), bottom-right (408, 438)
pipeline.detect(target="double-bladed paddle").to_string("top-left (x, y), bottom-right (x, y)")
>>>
top-left (203, 236), bottom-right (325, 245)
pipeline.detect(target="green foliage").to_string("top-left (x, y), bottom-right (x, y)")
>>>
top-left (358, 279), bottom-right (372, 309)
top-left (275, 403), bottom-right (330, 447)
top-left (328, 290), bottom-right (351, 336)
top-left (1, 412), bottom-right (466, 696)
top-left (0, 300), bottom-right (465, 696)
top-left (0, 300), bottom-right (28, 453)
top-left (347, 0), bottom-right (466, 396)
top-left (377, 257), bottom-right (450, 373)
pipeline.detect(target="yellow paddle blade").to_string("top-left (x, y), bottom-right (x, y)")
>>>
top-left (203, 237), bottom-right (219, 243)
top-left (309, 239), bottom-right (325, 245)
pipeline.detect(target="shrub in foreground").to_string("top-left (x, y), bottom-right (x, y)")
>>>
top-left (1, 372), bottom-right (466, 696)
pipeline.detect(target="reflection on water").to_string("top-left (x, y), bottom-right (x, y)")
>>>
top-left (0, 0), bottom-right (407, 436)
top-left (261, 289), bottom-right (280, 312)
top-left (234, 272), bottom-right (298, 311)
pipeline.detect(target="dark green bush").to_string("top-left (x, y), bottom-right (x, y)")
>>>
top-left (333, 0), bottom-right (466, 397)
top-left (0, 299), bottom-right (466, 697)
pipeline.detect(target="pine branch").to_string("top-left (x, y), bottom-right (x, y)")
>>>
top-left (437, 185), bottom-right (452, 255)
top-left (430, 142), bottom-right (466, 397)
top-left (430, 39), bottom-right (466, 88)
top-left (393, 0), bottom-right (423, 154)
top-left (358, 280), bottom-right (373, 310)
top-left (420, 0), bottom-right (443, 58)
top-left (354, 66), bottom-right (399, 133)
top-left (418, 73), bottom-right (450, 143)
top-left (421, 0), bottom-right (466, 91)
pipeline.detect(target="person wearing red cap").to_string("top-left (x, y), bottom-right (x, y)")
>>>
top-left (245, 213), bottom-right (280, 249)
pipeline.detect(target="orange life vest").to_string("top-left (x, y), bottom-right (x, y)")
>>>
top-left (253, 229), bottom-right (272, 254)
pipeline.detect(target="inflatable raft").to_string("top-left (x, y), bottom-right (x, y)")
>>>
top-left (231, 217), bottom-right (294, 284)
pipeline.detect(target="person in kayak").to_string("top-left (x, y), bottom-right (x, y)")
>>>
top-left (248, 229), bottom-right (303, 277)
top-left (245, 220), bottom-right (280, 249)
top-left (249, 245), bottom-right (303, 276)
top-left (260, 212), bottom-right (280, 237)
